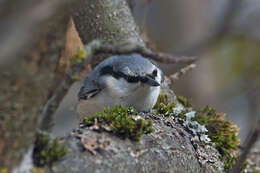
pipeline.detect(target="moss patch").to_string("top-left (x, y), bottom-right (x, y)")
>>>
top-left (253, 169), bottom-right (260, 173)
top-left (83, 105), bottom-right (153, 141)
top-left (193, 106), bottom-right (240, 170)
top-left (240, 161), bottom-right (249, 173)
top-left (71, 47), bottom-right (87, 63)
top-left (153, 94), bottom-right (176, 115)
top-left (33, 134), bottom-right (67, 167)
top-left (0, 168), bottom-right (8, 173)
top-left (177, 95), bottom-right (192, 107)
top-left (154, 94), bottom-right (240, 170)
top-left (31, 167), bottom-right (46, 173)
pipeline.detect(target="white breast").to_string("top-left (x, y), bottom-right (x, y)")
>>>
top-left (77, 76), bottom-right (160, 119)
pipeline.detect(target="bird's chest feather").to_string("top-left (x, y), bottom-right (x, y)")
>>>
top-left (105, 77), bottom-right (146, 98)
top-left (104, 76), bottom-right (160, 110)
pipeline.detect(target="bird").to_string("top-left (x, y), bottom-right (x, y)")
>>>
top-left (77, 53), bottom-right (164, 119)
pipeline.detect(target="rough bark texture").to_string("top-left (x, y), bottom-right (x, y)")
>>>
top-left (72, 0), bottom-right (143, 45)
top-left (72, 0), bottom-right (144, 66)
top-left (45, 82), bottom-right (224, 173)
top-left (0, 11), bottom-right (70, 170)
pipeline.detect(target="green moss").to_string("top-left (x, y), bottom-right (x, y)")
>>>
top-left (0, 168), bottom-right (8, 173)
top-left (153, 94), bottom-right (176, 115)
top-left (33, 134), bottom-right (67, 167)
top-left (253, 169), bottom-right (260, 173)
top-left (177, 95), bottom-right (192, 107)
top-left (240, 161), bottom-right (249, 173)
top-left (179, 112), bottom-right (186, 120)
top-left (71, 47), bottom-right (87, 63)
top-left (83, 105), bottom-right (153, 141)
top-left (193, 106), bottom-right (240, 170)
top-left (31, 167), bottom-right (46, 173)
top-left (71, 74), bottom-right (80, 81)
top-left (152, 93), bottom-right (240, 170)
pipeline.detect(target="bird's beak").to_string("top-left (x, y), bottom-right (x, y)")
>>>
top-left (145, 76), bottom-right (160, 87)
top-left (78, 87), bottom-right (87, 100)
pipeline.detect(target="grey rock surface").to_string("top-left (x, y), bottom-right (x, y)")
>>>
top-left (46, 80), bottom-right (225, 173)
top-left (48, 112), bottom-right (224, 173)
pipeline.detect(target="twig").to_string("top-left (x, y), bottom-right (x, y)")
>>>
top-left (169, 64), bottom-right (197, 83)
top-left (229, 122), bottom-right (260, 173)
top-left (229, 86), bottom-right (260, 173)
top-left (91, 41), bottom-right (196, 64)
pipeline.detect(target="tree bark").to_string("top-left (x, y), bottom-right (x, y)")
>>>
top-left (0, 5), bottom-right (71, 170)
top-left (72, 0), bottom-right (145, 66)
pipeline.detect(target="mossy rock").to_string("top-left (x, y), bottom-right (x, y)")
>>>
top-left (194, 106), bottom-right (240, 170)
top-left (154, 94), bottom-right (240, 171)
top-left (83, 105), bottom-right (153, 141)
top-left (153, 94), bottom-right (176, 115)
top-left (45, 93), bottom-right (236, 173)
top-left (0, 168), bottom-right (9, 173)
top-left (33, 134), bottom-right (67, 167)
top-left (177, 95), bottom-right (192, 107)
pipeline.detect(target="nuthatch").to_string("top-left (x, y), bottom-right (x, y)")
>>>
top-left (77, 53), bottom-right (164, 119)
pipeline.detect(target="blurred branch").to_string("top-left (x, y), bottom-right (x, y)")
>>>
top-left (230, 86), bottom-right (260, 173)
top-left (169, 64), bottom-right (197, 83)
top-left (229, 121), bottom-right (260, 173)
top-left (92, 41), bottom-right (196, 64)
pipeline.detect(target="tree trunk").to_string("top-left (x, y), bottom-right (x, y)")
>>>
top-left (0, 7), bottom-right (71, 170)
top-left (72, 0), bottom-right (145, 66)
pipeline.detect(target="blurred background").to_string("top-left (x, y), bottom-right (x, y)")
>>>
top-left (132, 0), bottom-right (260, 144)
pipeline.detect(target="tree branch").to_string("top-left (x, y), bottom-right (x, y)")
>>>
top-left (94, 42), bottom-right (196, 64)
top-left (169, 64), bottom-right (197, 83)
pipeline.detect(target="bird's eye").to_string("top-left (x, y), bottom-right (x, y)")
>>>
top-left (152, 69), bottom-right (157, 77)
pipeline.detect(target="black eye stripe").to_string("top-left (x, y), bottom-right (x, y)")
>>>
top-left (100, 65), bottom-right (152, 83)
top-left (100, 66), bottom-right (114, 76)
